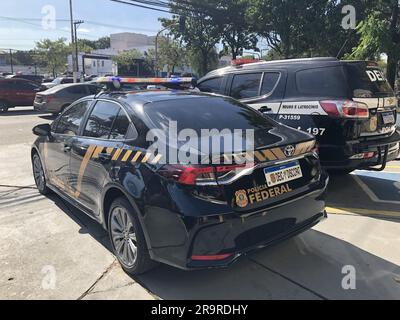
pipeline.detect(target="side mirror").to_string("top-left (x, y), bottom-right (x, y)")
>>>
top-left (33, 123), bottom-right (51, 137)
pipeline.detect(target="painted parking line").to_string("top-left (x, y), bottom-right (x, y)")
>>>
top-left (351, 171), bottom-right (400, 205)
top-left (326, 207), bottom-right (400, 219)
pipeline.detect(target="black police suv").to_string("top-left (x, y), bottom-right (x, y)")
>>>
top-left (198, 58), bottom-right (400, 173)
top-left (31, 89), bottom-right (328, 274)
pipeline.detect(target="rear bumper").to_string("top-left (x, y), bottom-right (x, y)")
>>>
top-left (320, 130), bottom-right (400, 170)
top-left (148, 172), bottom-right (329, 270)
top-left (34, 101), bottom-right (60, 113)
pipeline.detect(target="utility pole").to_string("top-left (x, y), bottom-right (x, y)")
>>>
top-left (69, 0), bottom-right (77, 82)
top-left (73, 20), bottom-right (84, 81)
top-left (9, 49), bottom-right (13, 74)
top-left (154, 28), bottom-right (167, 77)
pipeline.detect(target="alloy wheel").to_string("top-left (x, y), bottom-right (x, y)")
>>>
top-left (33, 155), bottom-right (45, 191)
top-left (110, 207), bottom-right (138, 267)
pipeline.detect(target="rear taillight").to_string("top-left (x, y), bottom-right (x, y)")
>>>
top-left (158, 163), bottom-right (254, 186)
top-left (320, 100), bottom-right (369, 119)
top-left (45, 95), bottom-right (54, 103)
top-left (191, 253), bottom-right (233, 261)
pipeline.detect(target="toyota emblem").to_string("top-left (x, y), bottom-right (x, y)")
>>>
top-left (284, 145), bottom-right (295, 157)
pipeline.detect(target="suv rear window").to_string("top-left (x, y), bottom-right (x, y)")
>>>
top-left (230, 73), bottom-right (262, 99)
top-left (345, 63), bottom-right (393, 98)
top-left (296, 66), bottom-right (347, 98)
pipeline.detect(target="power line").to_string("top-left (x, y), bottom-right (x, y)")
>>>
top-left (110, 0), bottom-right (173, 14)
top-left (0, 16), bottom-right (159, 34)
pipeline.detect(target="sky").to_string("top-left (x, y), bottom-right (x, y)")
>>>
top-left (0, 0), bottom-right (172, 50)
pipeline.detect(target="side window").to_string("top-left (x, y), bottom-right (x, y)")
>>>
top-left (55, 101), bottom-right (91, 135)
top-left (66, 85), bottom-right (88, 95)
top-left (261, 72), bottom-right (280, 96)
top-left (0, 81), bottom-right (13, 89)
top-left (198, 77), bottom-right (223, 94)
top-left (16, 81), bottom-right (37, 90)
top-left (83, 101), bottom-right (120, 139)
top-left (230, 73), bottom-right (262, 99)
top-left (296, 67), bottom-right (347, 97)
top-left (88, 85), bottom-right (100, 95)
top-left (110, 110), bottom-right (130, 140)
top-left (61, 78), bottom-right (74, 84)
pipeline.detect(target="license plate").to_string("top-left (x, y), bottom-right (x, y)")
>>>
top-left (264, 161), bottom-right (303, 187)
top-left (382, 112), bottom-right (395, 125)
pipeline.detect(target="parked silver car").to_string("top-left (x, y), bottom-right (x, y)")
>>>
top-left (34, 83), bottom-right (100, 114)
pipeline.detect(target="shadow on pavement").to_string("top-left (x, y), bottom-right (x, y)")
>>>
top-left (327, 171), bottom-right (400, 221)
top-left (45, 191), bottom-right (400, 300)
top-left (0, 109), bottom-right (49, 117)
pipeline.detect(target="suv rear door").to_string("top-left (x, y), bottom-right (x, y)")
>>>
top-left (14, 80), bottom-right (39, 105)
top-left (345, 62), bottom-right (397, 137)
top-left (226, 70), bottom-right (287, 119)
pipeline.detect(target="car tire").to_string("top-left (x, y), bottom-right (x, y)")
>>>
top-left (0, 100), bottom-right (9, 112)
top-left (32, 153), bottom-right (50, 195)
top-left (108, 197), bottom-right (157, 275)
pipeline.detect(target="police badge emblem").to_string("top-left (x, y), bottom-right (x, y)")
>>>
top-left (235, 190), bottom-right (249, 208)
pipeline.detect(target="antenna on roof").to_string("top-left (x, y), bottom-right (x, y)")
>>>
top-left (336, 29), bottom-right (357, 59)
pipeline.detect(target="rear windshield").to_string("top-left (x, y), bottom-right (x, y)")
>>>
top-left (345, 63), bottom-right (393, 98)
top-left (144, 96), bottom-right (275, 134)
top-left (143, 96), bottom-right (282, 150)
top-left (296, 66), bottom-right (348, 98)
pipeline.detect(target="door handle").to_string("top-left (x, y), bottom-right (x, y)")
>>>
top-left (63, 145), bottom-right (71, 152)
top-left (259, 106), bottom-right (273, 113)
top-left (98, 152), bottom-right (112, 162)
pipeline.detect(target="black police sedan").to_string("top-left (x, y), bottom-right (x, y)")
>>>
top-left (31, 89), bottom-right (328, 275)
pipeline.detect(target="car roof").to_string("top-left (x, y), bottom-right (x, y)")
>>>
top-left (94, 90), bottom-right (221, 108)
top-left (201, 57), bottom-right (372, 79)
top-left (51, 82), bottom-right (93, 89)
top-left (0, 77), bottom-right (37, 83)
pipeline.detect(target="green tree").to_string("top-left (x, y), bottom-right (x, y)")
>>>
top-left (112, 49), bottom-right (142, 66)
top-left (188, 47), bottom-right (219, 76)
top-left (247, 0), bottom-right (368, 59)
top-left (157, 36), bottom-right (187, 74)
top-left (350, 0), bottom-right (400, 87)
top-left (161, 0), bottom-right (222, 76)
top-left (78, 36), bottom-right (111, 51)
top-left (33, 38), bottom-right (69, 77)
top-left (112, 49), bottom-right (143, 75)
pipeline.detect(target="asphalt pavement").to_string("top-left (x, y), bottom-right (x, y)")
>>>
top-left (0, 107), bottom-right (399, 300)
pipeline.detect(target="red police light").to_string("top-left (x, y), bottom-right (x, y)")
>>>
top-left (231, 58), bottom-right (261, 66)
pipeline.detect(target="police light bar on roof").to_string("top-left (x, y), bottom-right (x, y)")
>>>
top-left (231, 58), bottom-right (261, 66)
top-left (96, 76), bottom-right (195, 85)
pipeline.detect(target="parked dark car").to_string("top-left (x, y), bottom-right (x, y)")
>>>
top-left (34, 83), bottom-right (101, 115)
top-left (0, 78), bottom-right (42, 112)
top-left (9, 74), bottom-right (44, 84)
top-left (31, 90), bottom-right (328, 275)
top-left (198, 58), bottom-right (400, 173)
top-left (42, 77), bottom-right (76, 89)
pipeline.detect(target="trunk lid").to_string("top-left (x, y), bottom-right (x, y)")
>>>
top-left (344, 61), bottom-right (397, 137)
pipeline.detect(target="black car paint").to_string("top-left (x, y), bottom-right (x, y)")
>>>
top-left (32, 92), bottom-right (328, 270)
top-left (198, 58), bottom-right (400, 171)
